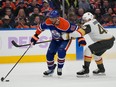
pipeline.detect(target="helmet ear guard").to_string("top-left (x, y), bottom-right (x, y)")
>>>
top-left (82, 12), bottom-right (94, 21)
top-left (49, 10), bottom-right (59, 18)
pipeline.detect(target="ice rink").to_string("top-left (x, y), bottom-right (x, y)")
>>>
top-left (0, 59), bottom-right (116, 87)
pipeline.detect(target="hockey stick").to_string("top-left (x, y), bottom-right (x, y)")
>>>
top-left (1, 45), bottom-right (31, 82)
top-left (11, 39), bottom-right (53, 47)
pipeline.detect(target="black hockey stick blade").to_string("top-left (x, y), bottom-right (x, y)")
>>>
top-left (11, 40), bottom-right (30, 47)
top-left (11, 40), bottom-right (52, 47)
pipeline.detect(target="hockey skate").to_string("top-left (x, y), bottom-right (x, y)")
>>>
top-left (57, 68), bottom-right (62, 76)
top-left (93, 64), bottom-right (106, 76)
top-left (43, 64), bottom-right (56, 76)
top-left (93, 69), bottom-right (106, 76)
top-left (76, 66), bottom-right (89, 77)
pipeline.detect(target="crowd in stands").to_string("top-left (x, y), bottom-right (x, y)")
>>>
top-left (0, 0), bottom-right (116, 29)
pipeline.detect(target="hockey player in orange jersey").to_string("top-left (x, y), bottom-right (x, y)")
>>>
top-left (30, 10), bottom-right (86, 76)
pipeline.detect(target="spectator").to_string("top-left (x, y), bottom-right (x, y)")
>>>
top-left (4, 8), bottom-right (15, 24)
top-left (78, 0), bottom-right (91, 11)
top-left (77, 8), bottom-right (85, 19)
top-left (41, 2), bottom-right (53, 16)
top-left (15, 1), bottom-right (29, 17)
top-left (76, 8), bottom-right (85, 26)
top-left (102, 0), bottom-right (112, 14)
top-left (30, 6), bottom-right (40, 16)
top-left (27, 0), bottom-right (42, 14)
top-left (5, 8), bottom-right (14, 17)
top-left (1, 15), bottom-right (14, 28)
top-left (67, 6), bottom-right (76, 14)
top-left (0, 0), bottom-right (15, 17)
top-left (67, 11), bottom-right (77, 24)
top-left (114, 7), bottom-right (116, 14)
top-left (15, 18), bottom-right (29, 29)
top-left (101, 14), bottom-right (113, 27)
top-left (2, 0), bottom-right (16, 10)
top-left (15, 8), bottom-right (29, 25)
top-left (107, 7), bottom-right (116, 17)
top-left (94, 8), bottom-right (102, 23)
top-left (30, 15), bottom-right (41, 28)
top-left (111, 15), bottom-right (116, 27)
top-left (29, 7), bottom-right (43, 24)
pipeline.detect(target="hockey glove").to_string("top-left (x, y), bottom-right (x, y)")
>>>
top-left (30, 34), bottom-right (39, 45)
top-left (78, 37), bottom-right (86, 47)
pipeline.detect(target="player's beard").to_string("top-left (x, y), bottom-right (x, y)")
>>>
top-left (53, 19), bottom-right (59, 25)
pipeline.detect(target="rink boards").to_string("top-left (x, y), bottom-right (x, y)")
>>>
top-left (0, 28), bottom-right (116, 63)
top-left (0, 29), bottom-right (78, 63)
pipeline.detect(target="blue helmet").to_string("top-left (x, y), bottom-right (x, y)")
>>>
top-left (49, 10), bottom-right (59, 18)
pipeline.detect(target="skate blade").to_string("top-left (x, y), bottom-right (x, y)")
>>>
top-left (57, 75), bottom-right (62, 79)
top-left (77, 74), bottom-right (89, 77)
top-left (57, 75), bottom-right (62, 78)
top-left (93, 73), bottom-right (106, 76)
top-left (43, 74), bottom-right (53, 77)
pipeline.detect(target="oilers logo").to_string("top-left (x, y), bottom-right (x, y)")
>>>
top-left (51, 30), bottom-right (61, 39)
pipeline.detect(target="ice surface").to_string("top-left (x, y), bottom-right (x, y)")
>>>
top-left (0, 59), bottom-right (116, 87)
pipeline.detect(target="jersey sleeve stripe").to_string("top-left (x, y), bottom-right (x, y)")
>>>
top-left (77, 28), bottom-right (86, 36)
top-left (32, 36), bottom-right (38, 41)
top-left (65, 39), bottom-right (72, 51)
top-left (78, 37), bottom-right (85, 42)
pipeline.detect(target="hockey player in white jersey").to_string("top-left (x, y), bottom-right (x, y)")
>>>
top-left (62, 12), bottom-right (115, 76)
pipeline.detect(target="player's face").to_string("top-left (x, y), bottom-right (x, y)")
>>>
top-left (49, 17), bottom-right (58, 24)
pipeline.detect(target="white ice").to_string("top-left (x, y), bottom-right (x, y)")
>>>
top-left (0, 59), bottom-right (116, 87)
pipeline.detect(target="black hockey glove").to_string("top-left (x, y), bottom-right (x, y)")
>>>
top-left (78, 37), bottom-right (86, 47)
top-left (30, 34), bottom-right (39, 45)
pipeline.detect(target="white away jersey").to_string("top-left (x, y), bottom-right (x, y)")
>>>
top-left (83, 19), bottom-right (113, 42)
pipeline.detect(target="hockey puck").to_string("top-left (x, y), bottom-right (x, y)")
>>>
top-left (1, 77), bottom-right (4, 82)
top-left (5, 80), bottom-right (10, 82)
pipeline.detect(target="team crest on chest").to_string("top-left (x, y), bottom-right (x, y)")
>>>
top-left (51, 30), bottom-right (61, 39)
